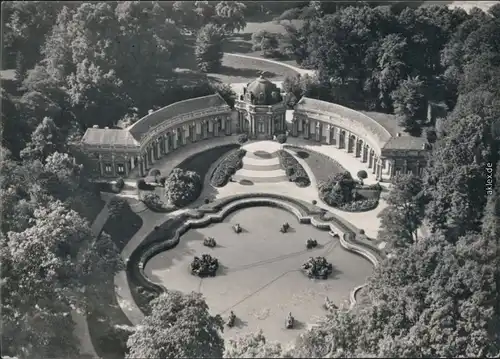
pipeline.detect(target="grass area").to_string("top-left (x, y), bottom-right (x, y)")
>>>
top-left (284, 145), bottom-right (347, 184)
top-left (150, 144), bottom-right (241, 201)
top-left (176, 49), bottom-right (299, 84)
top-left (222, 20), bottom-right (305, 67)
top-left (87, 203), bottom-right (143, 359)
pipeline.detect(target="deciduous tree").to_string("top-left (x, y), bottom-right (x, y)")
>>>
top-left (195, 24), bottom-right (225, 72)
top-left (127, 291), bottom-right (224, 359)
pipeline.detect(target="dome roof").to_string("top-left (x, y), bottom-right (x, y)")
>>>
top-left (245, 76), bottom-right (282, 105)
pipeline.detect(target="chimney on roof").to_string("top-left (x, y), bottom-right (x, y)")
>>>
top-left (148, 109), bottom-right (154, 114)
top-left (104, 126), bottom-right (109, 129)
top-left (93, 125), bottom-right (99, 129)
top-left (396, 133), bottom-right (401, 137)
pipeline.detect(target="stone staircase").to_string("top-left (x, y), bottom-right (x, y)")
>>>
top-left (233, 150), bottom-right (288, 184)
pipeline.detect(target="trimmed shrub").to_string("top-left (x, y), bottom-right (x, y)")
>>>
top-left (148, 168), bottom-right (161, 178)
top-left (339, 199), bottom-right (379, 212)
top-left (237, 133), bottom-right (248, 144)
top-left (164, 168), bottom-right (202, 207)
top-left (276, 133), bottom-right (287, 144)
top-left (204, 198), bottom-right (210, 204)
top-left (142, 192), bottom-right (172, 212)
top-left (312, 200), bottom-right (317, 205)
top-left (211, 149), bottom-right (246, 187)
top-left (158, 176), bottom-right (167, 186)
top-left (115, 177), bottom-right (125, 190)
top-left (357, 170), bottom-right (368, 180)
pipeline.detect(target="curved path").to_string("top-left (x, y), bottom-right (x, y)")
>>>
top-left (225, 53), bottom-right (316, 77)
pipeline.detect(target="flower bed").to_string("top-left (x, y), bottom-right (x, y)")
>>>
top-left (141, 192), bottom-right (176, 213)
top-left (277, 150), bottom-right (310, 187)
top-left (210, 148), bottom-right (247, 187)
top-left (284, 145), bottom-right (346, 184)
top-left (338, 199), bottom-right (379, 212)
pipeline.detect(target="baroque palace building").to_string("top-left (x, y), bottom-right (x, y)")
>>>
top-left (80, 76), bottom-right (429, 180)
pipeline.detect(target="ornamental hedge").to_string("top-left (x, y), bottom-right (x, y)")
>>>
top-left (164, 168), bottom-right (202, 207)
top-left (211, 149), bottom-right (246, 187)
top-left (277, 150), bottom-right (310, 187)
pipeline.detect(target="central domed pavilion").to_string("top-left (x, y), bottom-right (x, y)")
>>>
top-left (234, 75), bottom-right (287, 139)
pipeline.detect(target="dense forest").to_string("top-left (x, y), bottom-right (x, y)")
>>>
top-left (1, 1), bottom-right (499, 358)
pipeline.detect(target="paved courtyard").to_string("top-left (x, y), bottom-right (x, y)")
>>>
top-left (144, 206), bottom-right (374, 344)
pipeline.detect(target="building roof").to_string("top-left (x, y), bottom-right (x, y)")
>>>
top-left (383, 136), bottom-right (429, 151)
top-left (127, 93), bottom-right (229, 141)
top-left (358, 110), bottom-right (404, 137)
top-left (295, 97), bottom-right (392, 144)
top-left (81, 128), bottom-right (139, 147)
top-left (245, 76), bottom-right (282, 105)
top-left (295, 97), bottom-right (429, 152)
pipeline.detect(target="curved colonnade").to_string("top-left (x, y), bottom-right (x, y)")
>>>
top-left (292, 97), bottom-right (395, 181)
top-left (81, 94), bottom-right (234, 178)
top-left (126, 194), bottom-right (382, 312)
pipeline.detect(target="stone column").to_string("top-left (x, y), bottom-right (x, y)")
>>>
top-left (372, 155), bottom-right (377, 174)
top-left (362, 145), bottom-right (368, 163)
top-left (130, 156), bottom-right (135, 170)
top-left (368, 151), bottom-right (373, 169)
top-left (214, 119), bottom-right (219, 137)
top-left (149, 146), bottom-right (155, 164)
top-left (173, 129), bottom-right (178, 149)
top-left (268, 116), bottom-right (273, 136)
top-left (124, 156), bottom-right (129, 176)
top-left (336, 128), bottom-right (342, 149)
top-left (98, 154), bottom-right (104, 177)
top-left (164, 135), bottom-right (170, 154)
top-left (226, 117), bottom-right (231, 135)
top-left (111, 154), bottom-right (116, 177)
top-left (138, 157), bottom-right (143, 177)
top-left (377, 159), bottom-right (383, 180)
top-left (315, 122), bottom-right (321, 142)
top-left (326, 125), bottom-right (331, 145)
top-left (403, 159), bottom-right (408, 174)
top-left (303, 120), bottom-right (309, 139)
top-left (156, 140), bottom-right (161, 159)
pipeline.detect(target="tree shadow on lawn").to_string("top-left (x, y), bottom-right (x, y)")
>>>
top-left (295, 151), bottom-right (309, 159)
top-left (209, 65), bottom-right (277, 79)
top-left (223, 39), bottom-right (254, 54)
top-left (229, 33), bottom-right (252, 42)
top-left (87, 205), bottom-right (143, 359)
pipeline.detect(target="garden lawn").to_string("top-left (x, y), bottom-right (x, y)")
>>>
top-left (175, 49), bottom-right (299, 83)
top-left (285, 145), bottom-right (347, 184)
top-left (87, 204), bottom-right (143, 359)
top-left (222, 20), bottom-right (305, 67)
top-left (151, 144), bottom-right (241, 203)
top-left (174, 143), bottom-right (240, 176)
